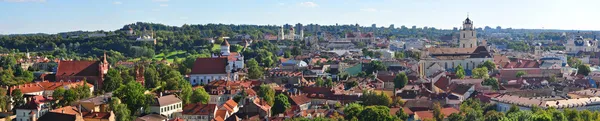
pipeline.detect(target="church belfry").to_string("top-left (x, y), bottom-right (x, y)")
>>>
top-left (458, 17), bottom-right (477, 48)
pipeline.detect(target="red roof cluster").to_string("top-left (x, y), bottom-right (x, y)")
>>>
top-left (502, 59), bottom-right (540, 68)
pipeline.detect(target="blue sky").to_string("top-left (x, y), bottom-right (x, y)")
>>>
top-left (1, 0), bottom-right (599, 34)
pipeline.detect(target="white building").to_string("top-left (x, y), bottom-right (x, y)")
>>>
top-left (150, 95), bottom-right (183, 119)
top-left (189, 40), bottom-right (243, 85)
top-left (419, 46), bottom-right (493, 78)
top-left (458, 17), bottom-right (478, 48)
top-left (565, 36), bottom-right (599, 53)
top-left (493, 94), bottom-right (600, 112)
top-left (136, 28), bottom-right (157, 44)
top-left (15, 95), bottom-right (53, 121)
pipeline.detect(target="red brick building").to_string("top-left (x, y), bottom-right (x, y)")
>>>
top-left (55, 53), bottom-right (109, 89)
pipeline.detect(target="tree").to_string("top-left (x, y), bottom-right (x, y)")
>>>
top-left (272, 94), bottom-right (291, 115)
top-left (455, 65), bottom-right (466, 79)
top-left (359, 106), bottom-right (397, 121)
top-left (103, 69), bottom-right (123, 92)
top-left (0, 88), bottom-right (7, 112)
top-left (394, 72), bottom-right (408, 93)
top-left (144, 66), bottom-right (161, 89)
top-left (516, 71), bottom-right (527, 78)
top-left (360, 91), bottom-right (391, 106)
top-left (284, 51), bottom-right (292, 58)
top-left (11, 89), bottom-right (24, 109)
top-left (230, 44), bottom-right (244, 52)
top-left (63, 89), bottom-right (77, 106)
top-left (365, 61), bottom-right (387, 74)
top-left (478, 60), bottom-right (496, 70)
top-left (346, 81), bottom-right (358, 89)
top-left (344, 103), bottom-right (363, 119)
top-left (394, 52), bottom-right (405, 59)
top-left (258, 84), bottom-right (275, 105)
top-left (472, 67), bottom-right (489, 79)
top-left (396, 107), bottom-right (409, 121)
top-left (179, 80), bottom-right (193, 104)
top-left (578, 64), bottom-right (591, 76)
top-left (247, 58), bottom-right (263, 79)
top-left (325, 78), bottom-right (334, 88)
top-left (109, 97), bottom-right (131, 121)
top-left (291, 47), bottom-right (302, 56)
top-left (433, 102), bottom-right (444, 121)
top-left (191, 87), bottom-right (210, 104)
top-left (507, 104), bottom-right (520, 115)
top-left (482, 77), bottom-right (499, 90)
top-left (448, 113), bottom-right (464, 121)
top-left (114, 81), bottom-right (152, 115)
top-left (484, 111), bottom-right (504, 121)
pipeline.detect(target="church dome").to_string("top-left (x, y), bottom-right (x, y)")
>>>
top-left (464, 17), bottom-right (473, 24)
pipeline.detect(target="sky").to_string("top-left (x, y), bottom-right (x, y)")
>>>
top-left (1, 0), bottom-right (599, 34)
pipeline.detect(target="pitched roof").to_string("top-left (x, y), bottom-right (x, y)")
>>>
top-left (215, 110), bottom-right (227, 121)
top-left (182, 103), bottom-right (217, 115)
top-left (82, 112), bottom-right (112, 119)
top-left (222, 99), bottom-right (238, 113)
top-left (288, 94), bottom-right (311, 105)
top-left (502, 59), bottom-right (540, 68)
top-left (16, 95), bottom-right (53, 110)
top-left (414, 107), bottom-right (459, 120)
top-left (434, 76), bottom-right (450, 91)
top-left (450, 84), bottom-right (474, 95)
top-left (37, 112), bottom-right (77, 121)
top-left (136, 114), bottom-right (168, 121)
top-left (57, 61), bottom-right (101, 77)
top-left (190, 58), bottom-right (228, 74)
top-left (153, 95), bottom-right (182, 106)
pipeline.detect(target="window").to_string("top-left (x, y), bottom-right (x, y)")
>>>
top-left (472, 31), bottom-right (473, 36)
top-left (463, 44), bottom-right (465, 48)
top-left (463, 33), bottom-right (465, 38)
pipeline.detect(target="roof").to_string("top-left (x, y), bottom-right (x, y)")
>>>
top-left (426, 46), bottom-right (491, 60)
top-left (414, 107), bottom-right (459, 120)
top-left (376, 73), bottom-right (396, 82)
top-left (434, 76), bottom-right (450, 91)
top-left (16, 95), bottom-right (53, 110)
top-left (82, 112), bottom-right (112, 119)
top-left (136, 114), bottom-right (168, 121)
top-left (215, 110), bottom-right (227, 121)
top-left (288, 94), bottom-right (311, 105)
top-left (10, 81), bottom-right (93, 96)
top-left (38, 112), bottom-right (77, 121)
top-left (190, 58), bottom-right (228, 74)
top-left (450, 84), bottom-right (474, 95)
top-left (222, 99), bottom-right (238, 113)
top-left (182, 103), bottom-right (217, 115)
top-left (57, 60), bottom-right (101, 77)
top-left (153, 95), bottom-right (182, 106)
top-left (501, 59), bottom-right (540, 68)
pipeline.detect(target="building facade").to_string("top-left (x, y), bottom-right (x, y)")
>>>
top-left (458, 17), bottom-right (477, 48)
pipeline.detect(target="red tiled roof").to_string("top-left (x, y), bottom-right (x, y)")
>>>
top-left (222, 99), bottom-right (238, 113)
top-left (434, 76), bottom-right (450, 91)
top-left (414, 107), bottom-right (459, 120)
top-left (182, 103), bottom-right (217, 115)
top-left (288, 94), bottom-right (311, 105)
top-left (190, 58), bottom-right (228, 74)
top-left (82, 112), bottom-right (112, 119)
top-left (502, 59), bottom-right (540, 68)
top-left (10, 81), bottom-right (92, 94)
top-left (57, 61), bottom-right (102, 77)
top-left (17, 95), bottom-right (53, 110)
top-left (215, 110), bottom-right (227, 121)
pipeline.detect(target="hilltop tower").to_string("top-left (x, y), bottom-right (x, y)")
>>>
top-left (459, 17), bottom-right (477, 48)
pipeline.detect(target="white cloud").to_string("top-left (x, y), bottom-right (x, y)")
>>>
top-left (113, 1), bottom-right (122, 5)
top-left (159, 4), bottom-right (168, 7)
top-left (299, 2), bottom-right (317, 8)
top-left (2, 0), bottom-right (45, 2)
top-left (360, 8), bottom-right (378, 12)
top-left (152, 0), bottom-right (168, 2)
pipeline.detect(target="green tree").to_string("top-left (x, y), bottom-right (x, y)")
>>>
top-left (63, 89), bottom-right (77, 106)
top-left (191, 87), bottom-right (210, 104)
top-left (396, 107), bottom-right (409, 121)
top-left (478, 60), bottom-right (496, 70)
top-left (394, 52), bottom-right (405, 59)
top-left (272, 94), bottom-right (291, 115)
top-left (578, 64), bottom-right (591, 76)
top-left (433, 102), bottom-right (444, 121)
top-left (0, 88), bottom-right (7, 112)
top-left (516, 71), bottom-right (527, 78)
top-left (455, 65), bottom-right (465, 79)
top-left (344, 103), bottom-right (364, 119)
top-left (230, 44), bottom-right (244, 52)
top-left (114, 81), bottom-right (152, 115)
top-left (484, 111), bottom-right (505, 121)
top-left (359, 106), bottom-right (397, 121)
top-left (506, 104), bottom-right (520, 115)
top-left (179, 80), bottom-right (193, 104)
top-left (258, 84), bottom-right (275, 105)
top-left (247, 58), bottom-right (263, 79)
top-left (11, 89), bottom-right (24, 108)
top-left (394, 72), bottom-right (408, 93)
top-left (109, 97), bottom-right (131, 121)
top-left (482, 77), bottom-right (499, 90)
top-left (144, 66), bottom-right (161, 88)
top-left (471, 67), bottom-right (489, 79)
top-left (366, 61), bottom-right (387, 74)
top-left (291, 47), bottom-right (302, 56)
top-left (104, 69), bottom-right (123, 92)
top-left (284, 51), bottom-right (292, 58)
top-left (360, 91), bottom-right (391, 106)
top-left (448, 113), bottom-right (464, 121)
top-left (325, 78), bottom-right (334, 88)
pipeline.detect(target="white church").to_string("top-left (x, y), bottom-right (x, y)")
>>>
top-left (188, 40), bottom-right (244, 85)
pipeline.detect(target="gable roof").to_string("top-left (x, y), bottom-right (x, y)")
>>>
top-left (190, 58), bottom-right (228, 74)
top-left (288, 94), bottom-right (311, 105)
top-left (57, 61), bottom-right (101, 77)
top-left (222, 99), bottom-right (238, 113)
top-left (182, 103), bottom-right (217, 115)
top-left (153, 95), bottom-right (182, 106)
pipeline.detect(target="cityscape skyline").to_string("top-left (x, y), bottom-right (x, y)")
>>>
top-left (1, 0), bottom-right (600, 34)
